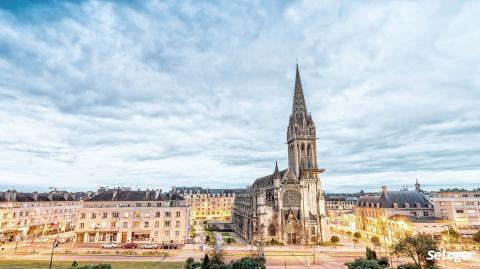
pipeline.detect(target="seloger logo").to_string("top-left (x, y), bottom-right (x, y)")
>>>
top-left (427, 250), bottom-right (473, 262)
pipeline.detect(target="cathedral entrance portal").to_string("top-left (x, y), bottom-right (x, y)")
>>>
top-left (286, 221), bottom-right (300, 245)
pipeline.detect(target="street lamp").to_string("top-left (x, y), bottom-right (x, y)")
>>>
top-left (48, 238), bottom-right (59, 269)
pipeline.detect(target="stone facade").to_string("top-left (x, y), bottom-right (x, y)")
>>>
top-left (0, 190), bottom-right (83, 242)
top-left (74, 188), bottom-right (190, 245)
top-left (233, 65), bottom-right (329, 245)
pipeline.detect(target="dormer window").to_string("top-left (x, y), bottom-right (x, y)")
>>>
top-left (416, 203), bottom-right (420, 208)
top-left (405, 203), bottom-right (409, 208)
top-left (393, 203), bottom-right (398, 208)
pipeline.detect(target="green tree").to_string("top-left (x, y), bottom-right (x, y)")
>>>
top-left (347, 258), bottom-right (382, 269)
top-left (71, 261), bottom-right (79, 267)
top-left (205, 235), bottom-right (210, 242)
top-left (201, 254), bottom-right (210, 269)
top-left (354, 232), bottom-right (362, 239)
top-left (441, 227), bottom-right (460, 243)
top-left (473, 231), bottom-right (480, 248)
top-left (370, 236), bottom-right (380, 245)
top-left (366, 247), bottom-right (377, 260)
top-left (392, 234), bottom-right (439, 269)
top-left (226, 237), bottom-right (232, 244)
top-left (184, 257), bottom-right (195, 269)
top-left (330, 235), bottom-right (340, 243)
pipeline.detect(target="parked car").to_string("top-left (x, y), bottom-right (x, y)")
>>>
top-left (101, 242), bottom-right (118, 249)
top-left (121, 243), bottom-right (138, 249)
top-left (160, 243), bottom-right (177, 249)
top-left (141, 243), bottom-right (158, 249)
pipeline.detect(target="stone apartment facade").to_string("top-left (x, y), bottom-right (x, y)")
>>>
top-left (174, 187), bottom-right (238, 221)
top-left (433, 188), bottom-right (480, 236)
top-left (0, 190), bottom-right (82, 242)
top-left (74, 188), bottom-right (190, 245)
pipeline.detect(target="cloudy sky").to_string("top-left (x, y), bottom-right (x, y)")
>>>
top-left (0, 0), bottom-right (479, 192)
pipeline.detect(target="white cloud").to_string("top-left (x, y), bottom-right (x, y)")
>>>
top-left (0, 0), bottom-right (479, 192)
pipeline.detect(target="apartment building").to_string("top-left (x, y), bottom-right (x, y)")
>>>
top-left (74, 188), bottom-right (190, 244)
top-left (175, 186), bottom-right (238, 221)
top-left (0, 190), bottom-right (82, 242)
top-left (433, 188), bottom-right (480, 236)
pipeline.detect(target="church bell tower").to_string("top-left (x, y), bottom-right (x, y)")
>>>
top-left (287, 64), bottom-right (318, 177)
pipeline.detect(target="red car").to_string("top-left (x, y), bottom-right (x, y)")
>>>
top-left (121, 243), bottom-right (138, 249)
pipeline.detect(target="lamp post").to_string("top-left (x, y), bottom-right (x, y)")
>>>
top-left (48, 238), bottom-right (59, 269)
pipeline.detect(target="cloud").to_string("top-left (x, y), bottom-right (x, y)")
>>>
top-left (0, 0), bottom-right (479, 192)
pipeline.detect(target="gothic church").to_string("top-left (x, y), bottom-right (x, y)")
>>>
top-left (233, 65), bottom-right (329, 245)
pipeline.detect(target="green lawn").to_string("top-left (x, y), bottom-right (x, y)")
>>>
top-left (0, 260), bottom-right (184, 269)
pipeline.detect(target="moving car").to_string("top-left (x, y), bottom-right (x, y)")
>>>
top-left (101, 242), bottom-right (118, 249)
top-left (141, 243), bottom-right (158, 249)
top-left (121, 242), bottom-right (138, 249)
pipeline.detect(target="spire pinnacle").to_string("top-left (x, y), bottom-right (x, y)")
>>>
top-left (292, 63), bottom-right (307, 116)
top-left (274, 161), bottom-right (279, 173)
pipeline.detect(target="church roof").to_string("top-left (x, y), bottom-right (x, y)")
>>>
top-left (253, 168), bottom-right (288, 187)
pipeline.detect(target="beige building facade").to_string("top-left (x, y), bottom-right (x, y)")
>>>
top-left (433, 189), bottom-right (480, 236)
top-left (0, 190), bottom-right (82, 242)
top-left (74, 188), bottom-right (191, 245)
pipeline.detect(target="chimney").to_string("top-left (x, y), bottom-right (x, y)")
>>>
top-left (64, 193), bottom-right (69, 200)
top-left (48, 192), bottom-right (53, 201)
top-left (381, 186), bottom-right (387, 195)
top-left (33, 191), bottom-right (38, 201)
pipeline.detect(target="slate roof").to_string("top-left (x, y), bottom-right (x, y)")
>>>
top-left (175, 186), bottom-right (241, 195)
top-left (389, 214), bottom-right (450, 224)
top-left (253, 168), bottom-right (288, 187)
top-left (85, 190), bottom-right (184, 202)
top-left (0, 191), bottom-right (81, 202)
top-left (358, 191), bottom-right (432, 208)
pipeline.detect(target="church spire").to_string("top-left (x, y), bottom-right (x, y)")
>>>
top-left (292, 63), bottom-right (308, 116)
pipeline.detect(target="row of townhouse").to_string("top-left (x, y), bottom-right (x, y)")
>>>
top-left (0, 190), bottom-right (83, 242)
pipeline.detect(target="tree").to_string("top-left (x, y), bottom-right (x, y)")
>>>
top-left (473, 231), bottom-right (480, 248)
top-left (330, 235), bottom-right (340, 243)
top-left (366, 247), bottom-right (377, 260)
top-left (392, 234), bottom-right (439, 269)
top-left (441, 227), bottom-right (460, 243)
top-left (346, 231), bottom-right (352, 236)
top-left (354, 232), bottom-right (362, 239)
top-left (370, 236), bottom-right (380, 245)
top-left (201, 254), bottom-right (210, 269)
top-left (226, 237), bottom-right (232, 244)
top-left (205, 235), bottom-right (210, 242)
top-left (347, 258), bottom-right (382, 269)
top-left (184, 257), bottom-right (195, 269)
top-left (71, 261), bottom-right (79, 267)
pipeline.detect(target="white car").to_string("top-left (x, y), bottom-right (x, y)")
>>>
top-left (141, 243), bottom-right (158, 249)
top-left (101, 242), bottom-right (118, 249)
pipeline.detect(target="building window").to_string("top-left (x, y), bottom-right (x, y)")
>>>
top-left (102, 213), bottom-right (108, 219)
top-left (91, 213), bottom-right (97, 219)
top-left (134, 212), bottom-right (141, 218)
top-left (154, 231), bottom-right (159, 237)
top-left (133, 221), bottom-right (140, 229)
top-left (176, 211), bottom-right (181, 217)
top-left (156, 212), bottom-right (161, 218)
top-left (144, 222), bottom-right (149, 228)
top-left (80, 223), bottom-right (84, 229)
top-left (136, 203), bottom-right (142, 207)
top-left (176, 221), bottom-right (180, 228)
top-left (164, 231), bottom-right (169, 236)
top-left (165, 221), bottom-right (171, 227)
top-left (81, 213), bottom-right (86, 219)
top-left (111, 222), bottom-right (116, 228)
top-left (456, 210), bottom-right (464, 214)
top-left (112, 212), bottom-right (119, 218)
top-left (393, 203), bottom-right (398, 208)
top-left (165, 212), bottom-right (171, 218)
top-left (123, 222), bottom-right (128, 228)
top-left (155, 221), bottom-right (159, 228)
top-left (423, 211), bottom-right (429, 216)
top-left (175, 231), bottom-right (180, 237)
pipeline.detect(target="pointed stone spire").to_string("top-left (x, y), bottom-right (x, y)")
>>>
top-left (292, 63), bottom-right (308, 116)
top-left (274, 161), bottom-right (279, 173)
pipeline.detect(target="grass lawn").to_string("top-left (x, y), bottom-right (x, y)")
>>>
top-left (0, 260), bottom-right (184, 269)
top-left (317, 242), bottom-right (343, 246)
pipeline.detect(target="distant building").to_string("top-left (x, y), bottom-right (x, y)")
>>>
top-left (325, 195), bottom-right (358, 211)
top-left (325, 195), bottom-right (358, 232)
top-left (74, 188), bottom-right (190, 245)
top-left (233, 65), bottom-right (329, 245)
top-left (355, 184), bottom-right (435, 242)
top-left (433, 188), bottom-right (480, 236)
top-left (0, 190), bottom-right (83, 242)
top-left (174, 186), bottom-right (238, 221)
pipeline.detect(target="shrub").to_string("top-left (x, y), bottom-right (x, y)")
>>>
top-left (205, 235), bottom-right (210, 242)
top-left (396, 263), bottom-right (418, 269)
top-left (377, 257), bottom-right (389, 267)
top-left (347, 258), bottom-right (381, 269)
top-left (366, 247), bottom-right (377, 260)
top-left (330, 236), bottom-right (340, 243)
top-left (226, 237), bottom-right (232, 244)
top-left (354, 232), bottom-right (362, 239)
